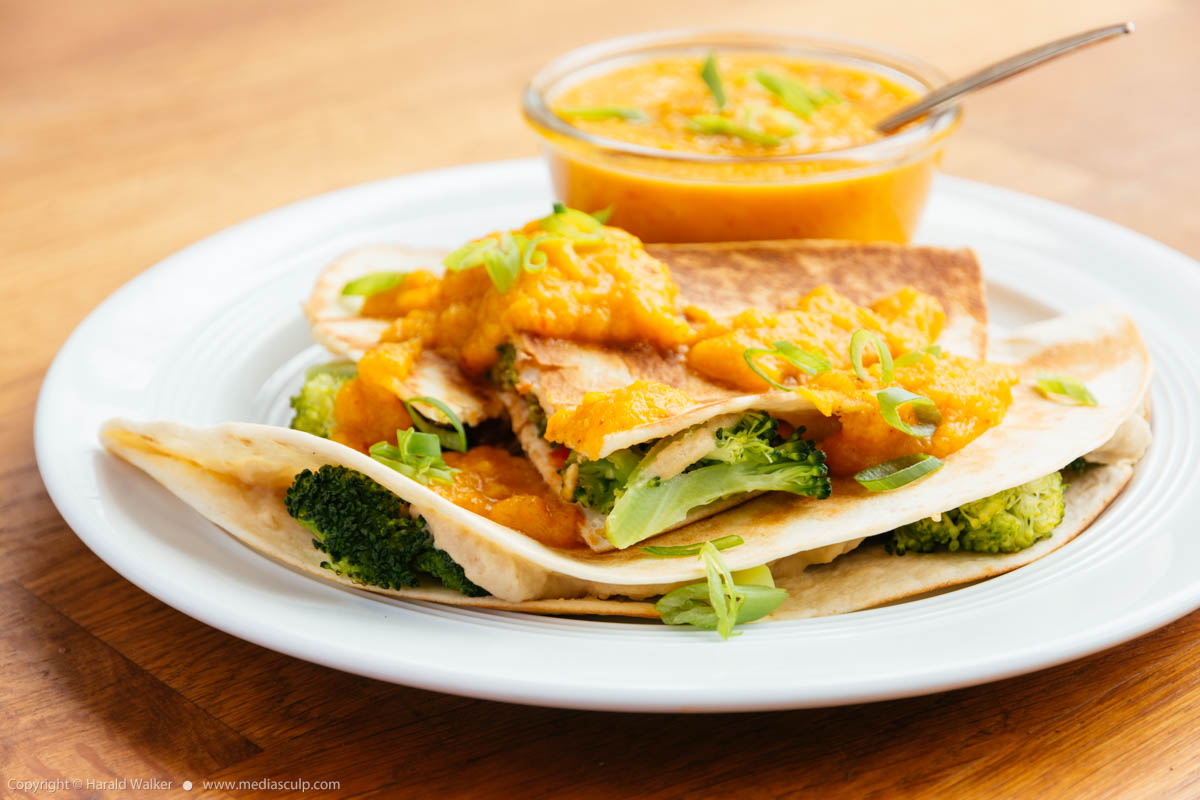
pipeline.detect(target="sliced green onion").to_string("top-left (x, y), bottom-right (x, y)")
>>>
top-left (369, 429), bottom-right (457, 485)
top-left (557, 106), bottom-right (646, 121)
top-left (404, 395), bottom-right (468, 452)
top-left (520, 232), bottom-right (555, 273)
top-left (443, 240), bottom-right (493, 272)
top-left (855, 454), bottom-right (944, 491)
top-left (655, 582), bottom-right (787, 633)
top-left (340, 271), bottom-right (407, 297)
top-left (849, 329), bottom-right (895, 383)
top-left (730, 564), bottom-right (774, 588)
top-left (700, 51), bottom-right (726, 109)
top-left (773, 341), bottom-right (832, 374)
top-left (702, 541), bottom-right (740, 639)
top-left (1035, 373), bottom-right (1097, 406)
top-left (591, 205), bottom-right (614, 224)
top-left (641, 534), bottom-right (744, 558)
top-left (688, 115), bottom-right (781, 147)
top-left (482, 233), bottom-right (523, 294)
top-left (894, 345), bottom-right (943, 368)
top-left (743, 340), bottom-right (831, 391)
top-left (754, 70), bottom-right (840, 118)
top-left (877, 387), bottom-right (942, 437)
top-left (445, 235), bottom-right (545, 291)
top-left (540, 204), bottom-right (605, 242)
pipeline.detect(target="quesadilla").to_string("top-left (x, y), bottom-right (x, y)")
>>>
top-left (101, 305), bottom-right (1152, 631)
top-left (302, 210), bottom-right (997, 551)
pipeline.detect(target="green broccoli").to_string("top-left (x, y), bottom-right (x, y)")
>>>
top-left (566, 448), bottom-right (642, 514)
top-left (890, 472), bottom-right (1067, 555)
top-left (491, 344), bottom-right (548, 435)
top-left (704, 412), bottom-right (780, 465)
top-left (284, 465), bottom-right (486, 596)
top-left (289, 361), bottom-right (357, 438)
top-left (601, 412), bottom-right (832, 549)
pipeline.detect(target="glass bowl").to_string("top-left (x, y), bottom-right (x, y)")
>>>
top-left (523, 29), bottom-right (961, 243)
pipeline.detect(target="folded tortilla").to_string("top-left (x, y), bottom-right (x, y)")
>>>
top-left (307, 241), bottom-right (990, 548)
top-left (100, 307), bottom-right (1151, 620)
top-left (303, 245), bottom-right (501, 425)
top-left (304, 241), bottom-right (985, 426)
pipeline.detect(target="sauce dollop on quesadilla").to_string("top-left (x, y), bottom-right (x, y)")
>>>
top-left (332, 211), bottom-right (1018, 482)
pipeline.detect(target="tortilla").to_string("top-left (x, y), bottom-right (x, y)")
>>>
top-left (302, 245), bottom-right (500, 425)
top-left (513, 240), bottom-right (986, 416)
top-left (101, 305), bottom-right (1151, 614)
top-left (769, 460), bottom-right (1136, 619)
top-left (303, 240), bottom-right (987, 434)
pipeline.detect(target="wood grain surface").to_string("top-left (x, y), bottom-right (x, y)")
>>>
top-left (3, 1), bottom-right (1198, 798)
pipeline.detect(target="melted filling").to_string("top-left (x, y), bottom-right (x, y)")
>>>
top-left (436, 447), bottom-right (584, 548)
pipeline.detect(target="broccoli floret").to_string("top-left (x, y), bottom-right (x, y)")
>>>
top-left (284, 465), bottom-right (486, 596)
top-left (492, 344), bottom-right (547, 435)
top-left (567, 448), bottom-right (643, 514)
top-left (890, 472), bottom-right (1066, 555)
top-left (414, 549), bottom-right (484, 597)
top-left (289, 362), bottom-right (357, 438)
top-left (604, 412), bottom-right (831, 549)
top-left (704, 412), bottom-right (779, 464)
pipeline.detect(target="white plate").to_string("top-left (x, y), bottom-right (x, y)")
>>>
top-left (36, 159), bottom-right (1200, 712)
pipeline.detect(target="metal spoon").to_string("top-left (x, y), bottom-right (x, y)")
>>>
top-left (875, 22), bottom-right (1134, 133)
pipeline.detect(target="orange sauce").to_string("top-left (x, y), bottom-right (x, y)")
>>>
top-left (553, 55), bottom-right (916, 157)
top-left (437, 447), bottom-right (584, 548)
top-left (365, 219), bottom-right (691, 375)
top-left (544, 380), bottom-right (694, 459)
top-left (533, 53), bottom-right (953, 243)
top-left (687, 286), bottom-right (944, 390)
top-left (800, 354), bottom-right (1019, 476)
top-left (334, 217), bottom-right (1011, 481)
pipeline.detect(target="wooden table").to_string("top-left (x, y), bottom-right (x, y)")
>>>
top-left (4, 1), bottom-right (1198, 797)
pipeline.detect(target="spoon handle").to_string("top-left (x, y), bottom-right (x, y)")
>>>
top-left (875, 21), bottom-right (1134, 133)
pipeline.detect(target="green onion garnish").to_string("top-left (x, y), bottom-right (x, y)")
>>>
top-left (482, 232), bottom-right (523, 294)
top-left (443, 240), bottom-right (493, 272)
top-left (404, 395), bottom-right (468, 452)
top-left (641, 534), bottom-right (744, 558)
top-left (894, 345), bottom-right (943, 368)
top-left (591, 205), bottom-right (614, 224)
top-left (654, 543), bottom-right (787, 638)
top-left (369, 429), bottom-right (457, 485)
top-left (855, 454), bottom-right (944, 491)
top-left (557, 106), bottom-right (646, 122)
top-left (444, 225), bottom-right (585, 292)
top-left (340, 272), bottom-right (407, 297)
top-left (700, 51), bottom-right (726, 109)
top-left (521, 232), bottom-right (552, 273)
top-left (850, 329), bottom-right (895, 383)
top-left (688, 115), bottom-right (781, 147)
top-left (743, 340), bottom-right (831, 391)
top-left (877, 387), bottom-right (942, 437)
top-left (655, 583), bottom-right (786, 634)
top-left (753, 70), bottom-right (840, 118)
top-left (1035, 373), bottom-right (1097, 406)
top-left (540, 204), bottom-right (605, 243)
top-left (444, 234), bottom-right (528, 293)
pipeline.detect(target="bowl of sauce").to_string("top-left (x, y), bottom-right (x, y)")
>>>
top-left (523, 30), bottom-right (960, 243)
